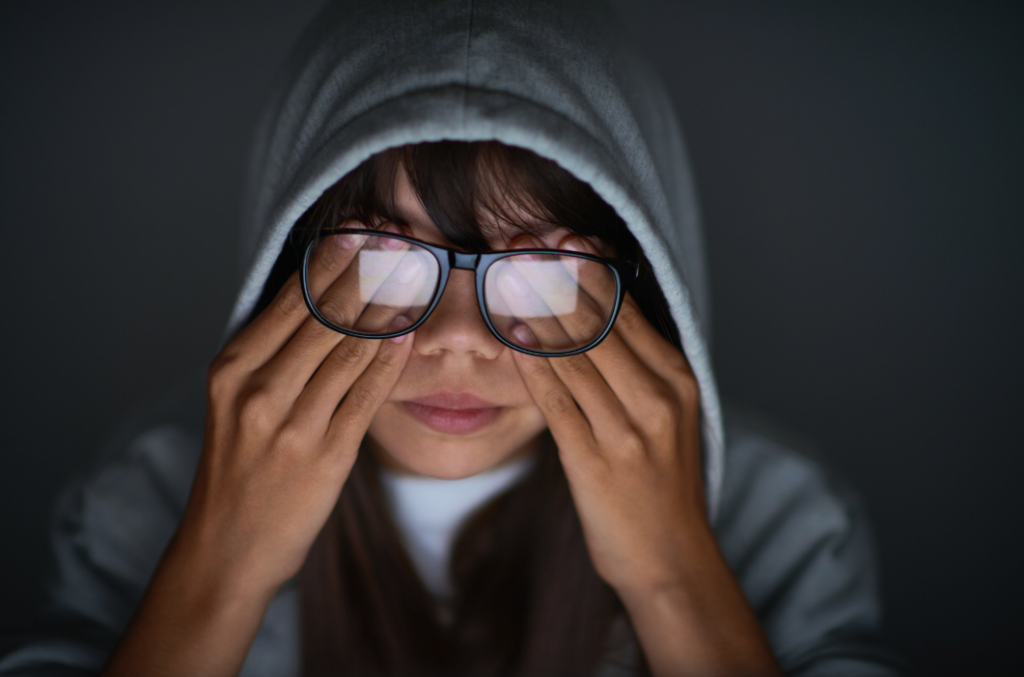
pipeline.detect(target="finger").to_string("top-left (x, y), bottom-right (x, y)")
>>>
top-left (583, 327), bottom-right (687, 440)
top-left (322, 331), bottom-right (416, 452)
top-left (509, 252), bottom-right (611, 345)
top-left (309, 230), bottom-right (410, 331)
top-left (600, 292), bottom-right (697, 384)
top-left (219, 270), bottom-right (312, 374)
top-left (553, 254), bottom-right (617, 344)
top-left (556, 233), bottom-right (695, 386)
top-left (583, 303), bottom-right (701, 458)
top-left (257, 272), bottom-right (424, 406)
top-left (489, 260), bottom-right (605, 352)
top-left (489, 262), bottom-right (574, 351)
top-left (552, 236), bottom-right (622, 344)
top-left (243, 228), bottom-right (380, 401)
top-left (218, 225), bottom-right (366, 376)
top-left (510, 351), bottom-right (600, 462)
top-left (488, 236), bottom-right (581, 351)
top-left (552, 237), bottom-right (696, 440)
top-left (347, 247), bottom-right (438, 333)
top-left (252, 231), bottom-right (431, 404)
top-left (543, 350), bottom-right (643, 449)
top-left (304, 227), bottom-right (367, 303)
top-left (486, 239), bottom-right (617, 353)
top-left (291, 335), bottom-right (379, 432)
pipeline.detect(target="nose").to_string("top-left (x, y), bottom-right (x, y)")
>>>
top-left (412, 269), bottom-right (506, 359)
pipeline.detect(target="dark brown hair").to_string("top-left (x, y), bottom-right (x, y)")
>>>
top-left (247, 142), bottom-right (678, 676)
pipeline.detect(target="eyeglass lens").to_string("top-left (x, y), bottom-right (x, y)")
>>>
top-left (305, 232), bottom-right (441, 334)
top-left (304, 232), bottom-right (617, 354)
top-left (483, 252), bottom-right (617, 352)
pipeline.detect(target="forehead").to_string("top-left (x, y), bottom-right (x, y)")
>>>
top-left (391, 163), bottom-right (563, 248)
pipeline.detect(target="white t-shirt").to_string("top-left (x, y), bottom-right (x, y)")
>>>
top-left (377, 452), bottom-right (537, 601)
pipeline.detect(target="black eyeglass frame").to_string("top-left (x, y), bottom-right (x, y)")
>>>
top-left (292, 227), bottom-right (640, 358)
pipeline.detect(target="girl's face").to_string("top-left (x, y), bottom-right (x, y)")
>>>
top-left (366, 168), bottom-right (582, 478)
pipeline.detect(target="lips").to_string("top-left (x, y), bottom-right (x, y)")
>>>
top-left (401, 392), bottom-right (504, 434)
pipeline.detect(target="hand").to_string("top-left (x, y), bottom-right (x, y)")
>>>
top-left (507, 235), bottom-right (705, 594)
top-left (179, 228), bottom-right (420, 591)
top-left (104, 227), bottom-right (417, 677)
top-left (510, 235), bottom-right (781, 676)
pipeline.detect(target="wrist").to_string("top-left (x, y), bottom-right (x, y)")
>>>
top-left (160, 522), bottom-right (285, 610)
top-left (103, 530), bottom-right (278, 677)
top-left (612, 524), bottom-right (782, 677)
top-left (611, 515), bottom-right (720, 604)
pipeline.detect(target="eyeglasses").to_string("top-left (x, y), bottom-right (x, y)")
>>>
top-left (293, 227), bottom-right (639, 357)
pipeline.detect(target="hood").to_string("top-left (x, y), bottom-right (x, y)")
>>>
top-left (225, 0), bottom-right (725, 517)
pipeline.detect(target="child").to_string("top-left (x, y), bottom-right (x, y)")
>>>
top-left (0, 1), bottom-right (902, 675)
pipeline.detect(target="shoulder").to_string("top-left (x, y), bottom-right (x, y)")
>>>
top-left (715, 418), bottom-right (864, 581)
top-left (0, 375), bottom-right (205, 675)
top-left (71, 424), bottom-right (202, 594)
top-left (712, 414), bottom-right (906, 676)
top-left (2, 371), bottom-right (301, 677)
top-left (65, 373), bottom-right (206, 598)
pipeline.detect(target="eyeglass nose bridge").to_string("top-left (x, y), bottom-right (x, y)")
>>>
top-left (448, 250), bottom-right (480, 271)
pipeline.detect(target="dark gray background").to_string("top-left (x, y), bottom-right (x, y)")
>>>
top-left (2, 1), bottom-right (1021, 675)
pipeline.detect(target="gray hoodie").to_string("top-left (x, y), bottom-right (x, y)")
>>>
top-left (0, 0), bottom-right (904, 675)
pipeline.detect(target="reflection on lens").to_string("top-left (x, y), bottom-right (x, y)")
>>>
top-left (484, 253), bottom-right (616, 353)
top-left (306, 233), bottom-right (440, 334)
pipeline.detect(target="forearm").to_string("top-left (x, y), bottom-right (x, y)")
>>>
top-left (102, 531), bottom-right (277, 677)
top-left (616, 521), bottom-right (782, 677)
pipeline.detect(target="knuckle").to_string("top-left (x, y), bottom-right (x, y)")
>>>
top-left (273, 420), bottom-right (308, 455)
top-left (614, 300), bottom-right (645, 333)
top-left (666, 352), bottom-right (694, 379)
top-left (345, 380), bottom-right (385, 413)
top-left (207, 349), bottom-right (236, 375)
top-left (580, 310), bottom-right (606, 338)
top-left (206, 353), bottom-right (241, 399)
top-left (237, 384), bottom-right (280, 430)
top-left (647, 393), bottom-right (680, 435)
top-left (373, 341), bottom-right (406, 372)
top-left (314, 293), bottom-right (349, 324)
top-left (544, 388), bottom-right (577, 417)
top-left (675, 375), bottom-right (701, 409)
top-left (557, 354), bottom-right (591, 379)
top-left (329, 336), bottom-right (372, 371)
top-left (517, 354), bottom-right (549, 377)
top-left (311, 243), bottom-right (340, 278)
top-left (617, 429), bottom-right (647, 461)
top-left (274, 278), bottom-right (308, 319)
top-left (568, 310), bottom-right (603, 340)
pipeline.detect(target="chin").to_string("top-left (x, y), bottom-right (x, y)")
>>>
top-left (390, 443), bottom-right (507, 479)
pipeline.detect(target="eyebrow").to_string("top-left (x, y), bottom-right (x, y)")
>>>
top-left (483, 218), bottom-right (562, 244)
top-left (390, 190), bottom-right (567, 251)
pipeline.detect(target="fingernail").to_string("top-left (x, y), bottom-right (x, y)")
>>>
top-left (389, 316), bottom-right (411, 343)
top-left (338, 233), bottom-right (364, 249)
top-left (512, 236), bottom-right (542, 249)
top-left (511, 324), bottom-right (537, 348)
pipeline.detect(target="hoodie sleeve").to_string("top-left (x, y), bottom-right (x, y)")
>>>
top-left (713, 424), bottom-right (906, 676)
top-left (0, 425), bottom-right (201, 677)
top-left (0, 415), bottom-right (301, 677)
